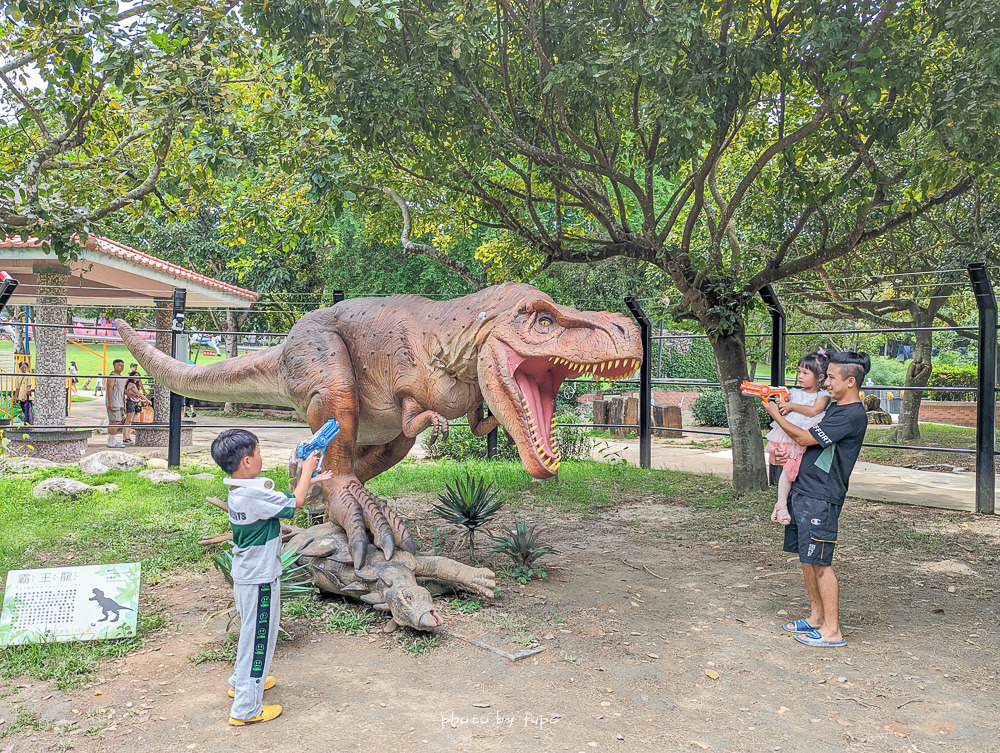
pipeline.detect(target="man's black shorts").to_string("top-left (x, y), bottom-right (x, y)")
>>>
top-left (783, 492), bottom-right (842, 566)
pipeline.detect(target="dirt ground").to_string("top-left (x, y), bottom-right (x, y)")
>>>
top-left (2, 492), bottom-right (999, 753)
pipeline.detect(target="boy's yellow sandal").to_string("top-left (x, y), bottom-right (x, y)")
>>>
top-left (229, 704), bottom-right (282, 726)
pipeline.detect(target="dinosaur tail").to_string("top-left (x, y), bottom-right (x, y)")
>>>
top-left (114, 319), bottom-right (293, 407)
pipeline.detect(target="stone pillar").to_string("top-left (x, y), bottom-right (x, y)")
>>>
top-left (153, 298), bottom-right (173, 426)
top-left (33, 265), bottom-right (70, 426)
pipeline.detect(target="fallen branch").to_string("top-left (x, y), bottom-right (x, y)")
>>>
top-left (621, 558), bottom-right (668, 580)
top-left (447, 632), bottom-right (547, 662)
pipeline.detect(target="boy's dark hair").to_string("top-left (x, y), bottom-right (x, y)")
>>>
top-left (829, 351), bottom-right (871, 384)
top-left (112, 358), bottom-right (124, 367)
top-left (797, 352), bottom-right (829, 384)
top-left (211, 429), bottom-right (259, 473)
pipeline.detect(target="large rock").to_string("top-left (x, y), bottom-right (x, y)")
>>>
top-left (79, 451), bottom-right (148, 474)
top-left (32, 478), bottom-right (93, 499)
top-left (1, 457), bottom-right (64, 472)
top-left (139, 469), bottom-right (183, 484)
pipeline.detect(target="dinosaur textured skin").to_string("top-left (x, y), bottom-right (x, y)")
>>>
top-left (283, 522), bottom-right (495, 630)
top-left (115, 284), bottom-right (641, 567)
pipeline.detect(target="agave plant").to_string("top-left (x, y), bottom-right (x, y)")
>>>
top-left (489, 519), bottom-right (560, 580)
top-left (431, 473), bottom-right (505, 560)
top-left (213, 547), bottom-right (316, 600)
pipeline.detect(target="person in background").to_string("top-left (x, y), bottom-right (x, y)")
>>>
top-left (105, 359), bottom-right (126, 448)
top-left (122, 370), bottom-right (152, 444)
top-left (128, 362), bottom-right (148, 397)
top-left (68, 360), bottom-right (79, 395)
top-left (13, 361), bottom-right (34, 424)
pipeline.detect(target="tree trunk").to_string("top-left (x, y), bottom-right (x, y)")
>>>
top-left (11, 305), bottom-right (26, 355)
top-left (893, 315), bottom-right (933, 442)
top-left (710, 327), bottom-right (769, 493)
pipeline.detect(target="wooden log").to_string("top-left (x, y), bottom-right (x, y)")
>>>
top-left (652, 405), bottom-right (682, 438)
top-left (592, 399), bottom-right (607, 429)
top-left (607, 397), bottom-right (624, 436)
top-left (623, 397), bottom-right (640, 437)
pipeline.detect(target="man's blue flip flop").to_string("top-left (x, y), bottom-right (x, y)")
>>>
top-left (782, 619), bottom-right (816, 634)
top-left (795, 630), bottom-right (846, 647)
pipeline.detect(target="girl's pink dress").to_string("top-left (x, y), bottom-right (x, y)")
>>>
top-left (764, 387), bottom-right (829, 481)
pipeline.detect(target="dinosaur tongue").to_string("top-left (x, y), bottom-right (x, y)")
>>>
top-left (507, 351), bottom-right (566, 469)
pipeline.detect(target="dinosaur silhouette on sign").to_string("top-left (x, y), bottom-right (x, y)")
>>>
top-left (89, 588), bottom-right (132, 623)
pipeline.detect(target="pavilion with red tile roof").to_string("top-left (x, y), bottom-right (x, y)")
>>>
top-left (0, 235), bottom-right (259, 308)
top-left (0, 234), bottom-right (259, 434)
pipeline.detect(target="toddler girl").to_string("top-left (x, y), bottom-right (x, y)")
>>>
top-left (765, 351), bottom-right (830, 525)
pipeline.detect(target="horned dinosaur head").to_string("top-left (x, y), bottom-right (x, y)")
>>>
top-left (475, 285), bottom-right (642, 478)
top-left (357, 558), bottom-right (442, 630)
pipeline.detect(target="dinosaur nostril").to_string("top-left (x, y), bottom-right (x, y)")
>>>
top-left (612, 321), bottom-right (626, 337)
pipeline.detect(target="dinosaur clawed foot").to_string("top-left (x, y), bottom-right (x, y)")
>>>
top-left (465, 568), bottom-right (496, 599)
top-left (427, 413), bottom-right (449, 445)
top-left (325, 476), bottom-right (416, 569)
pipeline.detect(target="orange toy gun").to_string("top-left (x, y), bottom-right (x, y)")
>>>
top-left (740, 381), bottom-right (789, 402)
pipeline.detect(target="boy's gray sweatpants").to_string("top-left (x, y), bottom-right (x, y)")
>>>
top-left (229, 577), bottom-right (281, 720)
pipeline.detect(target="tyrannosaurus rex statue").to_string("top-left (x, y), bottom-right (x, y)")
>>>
top-left (116, 283), bottom-right (642, 568)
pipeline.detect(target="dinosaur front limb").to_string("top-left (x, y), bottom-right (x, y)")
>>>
top-left (466, 404), bottom-right (500, 437)
top-left (354, 434), bottom-right (417, 483)
top-left (413, 556), bottom-right (496, 599)
top-left (401, 396), bottom-right (449, 444)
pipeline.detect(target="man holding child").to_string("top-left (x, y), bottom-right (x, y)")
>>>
top-left (762, 351), bottom-right (871, 648)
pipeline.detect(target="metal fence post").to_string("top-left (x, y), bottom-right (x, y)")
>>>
top-left (968, 263), bottom-right (996, 515)
top-left (625, 296), bottom-right (651, 469)
top-left (333, 290), bottom-right (345, 304)
top-left (168, 288), bottom-right (187, 468)
top-left (759, 285), bottom-right (785, 486)
top-left (486, 404), bottom-right (498, 460)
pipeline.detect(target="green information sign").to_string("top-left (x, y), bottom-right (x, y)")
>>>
top-left (0, 563), bottom-right (140, 646)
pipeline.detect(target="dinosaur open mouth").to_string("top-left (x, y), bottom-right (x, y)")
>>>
top-left (501, 343), bottom-right (641, 473)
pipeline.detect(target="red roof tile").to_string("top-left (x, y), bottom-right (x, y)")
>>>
top-left (0, 235), bottom-right (259, 302)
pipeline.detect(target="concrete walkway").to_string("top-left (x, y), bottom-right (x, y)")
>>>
top-left (67, 396), bottom-right (982, 513)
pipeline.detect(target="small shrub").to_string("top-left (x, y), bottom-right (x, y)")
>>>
top-left (213, 547), bottom-right (316, 600)
top-left (423, 425), bottom-right (520, 461)
top-left (431, 474), bottom-right (505, 559)
top-left (658, 335), bottom-right (718, 381)
top-left (866, 356), bottom-right (909, 387)
top-left (489, 520), bottom-right (559, 579)
top-left (928, 364), bottom-right (977, 402)
top-left (423, 415), bottom-right (591, 462)
top-left (692, 389), bottom-right (770, 429)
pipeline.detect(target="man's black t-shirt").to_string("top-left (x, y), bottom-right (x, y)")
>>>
top-left (791, 401), bottom-right (868, 504)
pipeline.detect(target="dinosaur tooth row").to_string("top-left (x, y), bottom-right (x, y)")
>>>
top-left (547, 356), bottom-right (641, 381)
top-left (522, 398), bottom-right (561, 472)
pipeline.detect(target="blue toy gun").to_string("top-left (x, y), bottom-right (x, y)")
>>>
top-left (297, 418), bottom-right (340, 475)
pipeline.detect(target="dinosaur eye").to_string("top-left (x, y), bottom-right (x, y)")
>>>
top-left (538, 314), bottom-right (554, 327)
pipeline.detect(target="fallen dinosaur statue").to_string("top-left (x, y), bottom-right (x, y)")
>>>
top-left (118, 284), bottom-right (641, 568)
top-left (285, 522), bottom-right (495, 630)
top-left (200, 513), bottom-right (494, 631)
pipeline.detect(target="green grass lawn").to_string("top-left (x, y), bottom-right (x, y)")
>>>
top-left (0, 464), bottom-right (239, 586)
top-left (860, 422), bottom-right (986, 468)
